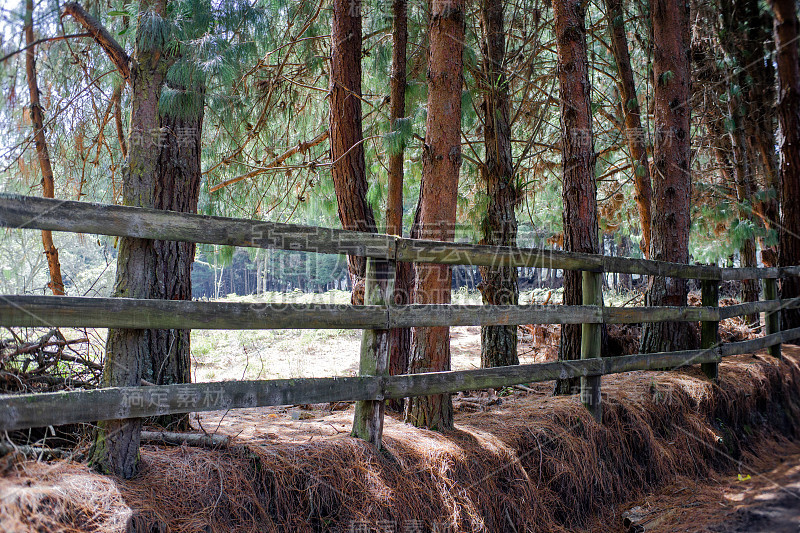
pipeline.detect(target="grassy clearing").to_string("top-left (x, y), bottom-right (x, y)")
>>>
top-left (191, 290), bottom-right (361, 382)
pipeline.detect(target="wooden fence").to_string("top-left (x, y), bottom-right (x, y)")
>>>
top-left (1, 193), bottom-right (799, 449)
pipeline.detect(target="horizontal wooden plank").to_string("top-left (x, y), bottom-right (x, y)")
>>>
top-left (0, 296), bottom-right (388, 330)
top-left (3, 327), bottom-right (796, 432)
top-left (719, 326), bottom-right (800, 356)
top-left (720, 267), bottom-right (778, 280)
top-left (396, 238), bottom-right (605, 271)
top-left (389, 304), bottom-right (603, 327)
top-left (781, 266), bottom-right (800, 277)
top-left (602, 256), bottom-right (721, 280)
top-left (0, 349), bottom-right (718, 431)
top-left (719, 300), bottom-right (780, 320)
top-left (1, 296), bottom-right (744, 329)
top-left (718, 266), bottom-right (800, 280)
top-left (397, 305), bottom-right (723, 327)
top-left (602, 306), bottom-right (719, 323)
top-left (0, 377), bottom-right (380, 431)
top-left (0, 194), bottom-right (395, 259)
top-left (381, 348), bottom-right (721, 398)
top-left (2, 194), bottom-right (798, 280)
top-left (397, 238), bottom-right (723, 279)
top-left (718, 298), bottom-right (800, 320)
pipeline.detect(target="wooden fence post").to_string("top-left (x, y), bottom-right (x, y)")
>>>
top-left (352, 257), bottom-right (393, 448)
top-left (580, 270), bottom-right (602, 422)
top-left (764, 276), bottom-right (781, 359)
top-left (700, 279), bottom-right (720, 380)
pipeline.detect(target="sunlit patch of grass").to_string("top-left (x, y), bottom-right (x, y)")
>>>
top-left (189, 290), bottom-right (366, 382)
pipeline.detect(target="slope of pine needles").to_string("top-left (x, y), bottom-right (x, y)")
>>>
top-left (1, 349), bottom-right (798, 533)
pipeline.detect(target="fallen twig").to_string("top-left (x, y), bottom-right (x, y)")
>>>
top-left (0, 442), bottom-right (75, 460)
top-left (140, 431), bottom-right (231, 449)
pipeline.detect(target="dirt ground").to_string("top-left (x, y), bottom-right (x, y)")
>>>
top-left (615, 442), bottom-right (800, 533)
top-left (188, 289), bottom-right (563, 383)
top-left (192, 323), bottom-right (560, 443)
top-left (190, 324), bottom-right (559, 382)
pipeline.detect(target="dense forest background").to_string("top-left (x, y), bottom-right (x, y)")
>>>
top-left (0, 0), bottom-right (781, 297)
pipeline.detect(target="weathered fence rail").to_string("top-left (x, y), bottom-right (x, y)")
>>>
top-left (2, 295), bottom-right (798, 330)
top-left (1, 193), bottom-right (799, 452)
top-left (0, 297), bottom-right (729, 328)
top-left (4, 194), bottom-right (800, 279)
top-left (3, 326), bottom-right (800, 433)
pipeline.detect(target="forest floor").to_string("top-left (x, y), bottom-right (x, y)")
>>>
top-left (616, 442), bottom-right (800, 532)
top-left (1, 348), bottom-right (798, 532)
top-left (194, 350), bottom-right (800, 533)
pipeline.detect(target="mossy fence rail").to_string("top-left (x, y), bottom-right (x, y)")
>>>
top-left (1, 193), bottom-right (800, 449)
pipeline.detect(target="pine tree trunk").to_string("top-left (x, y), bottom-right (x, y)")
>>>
top-left (771, 0), bottom-right (800, 333)
top-left (604, 0), bottom-right (653, 259)
top-left (718, 0), bottom-right (766, 316)
top-left (73, 0), bottom-right (203, 475)
top-left (330, 0), bottom-right (377, 305)
top-left (552, 0), bottom-right (600, 395)
top-left (478, 0), bottom-right (519, 369)
top-left (640, 0), bottom-right (695, 353)
top-left (145, 91), bottom-right (204, 429)
top-left (95, 39), bottom-right (169, 478)
top-left (386, 0), bottom-right (412, 411)
top-left (386, 0), bottom-right (407, 240)
top-left (24, 0), bottom-right (65, 296)
top-left (405, 0), bottom-right (464, 430)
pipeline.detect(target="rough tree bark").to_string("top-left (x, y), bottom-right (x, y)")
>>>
top-left (66, 0), bottom-right (202, 474)
top-left (148, 89), bottom-right (204, 410)
top-left (329, 0), bottom-right (377, 305)
top-left (552, 0), bottom-right (600, 395)
top-left (386, 0), bottom-right (412, 409)
top-left (640, 0), bottom-right (695, 353)
top-left (771, 0), bottom-right (800, 333)
top-left (94, 10), bottom-right (169, 478)
top-left (24, 0), bottom-right (65, 296)
top-left (604, 0), bottom-right (653, 259)
top-left (405, 0), bottom-right (464, 430)
top-left (478, 0), bottom-right (519, 368)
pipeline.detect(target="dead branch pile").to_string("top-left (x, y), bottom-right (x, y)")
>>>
top-left (0, 328), bottom-right (101, 452)
top-left (1, 349), bottom-right (798, 533)
top-left (452, 389), bottom-right (504, 412)
top-left (0, 328), bottom-right (98, 394)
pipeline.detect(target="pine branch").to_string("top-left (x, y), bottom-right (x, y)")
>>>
top-left (0, 33), bottom-right (91, 64)
top-left (209, 130), bottom-right (329, 193)
top-left (62, 2), bottom-right (130, 81)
